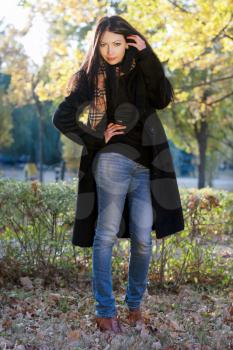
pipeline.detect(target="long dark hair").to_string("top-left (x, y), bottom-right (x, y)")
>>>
top-left (67, 15), bottom-right (159, 97)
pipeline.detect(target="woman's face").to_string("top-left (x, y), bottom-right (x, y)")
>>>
top-left (99, 30), bottom-right (128, 65)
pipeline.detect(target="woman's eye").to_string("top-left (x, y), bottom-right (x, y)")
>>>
top-left (100, 43), bottom-right (121, 47)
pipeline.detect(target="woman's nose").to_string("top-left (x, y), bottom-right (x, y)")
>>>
top-left (107, 47), bottom-right (114, 54)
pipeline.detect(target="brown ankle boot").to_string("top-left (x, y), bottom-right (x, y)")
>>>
top-left (95, 315), bottom-right (123, 334)
top-left (127, 308), bottom-right (144, 326)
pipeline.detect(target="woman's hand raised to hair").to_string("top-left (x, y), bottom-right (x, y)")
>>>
top-left (126, 34), bottom-right (146, 51)
top-left (104, 123), bottom-right (127, 143)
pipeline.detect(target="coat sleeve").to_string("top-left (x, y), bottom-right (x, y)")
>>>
top-left (137, 47), bottom-right (174, 109)
top-left (52, 70), bottom-right (106, 150)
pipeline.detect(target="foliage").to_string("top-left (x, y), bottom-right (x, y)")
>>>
top-left (61, 136), bottom-right (83, 171)
top-left (0, 179), bottom-right (232, 290)
top-left (0, 88), bottom-right (13, 148)
top-left (1, 1), bottom-right (233, 184)
top-left (0, 179), bottom-right (76, 273)
top-left (122, 0), bottom-right (233, 186)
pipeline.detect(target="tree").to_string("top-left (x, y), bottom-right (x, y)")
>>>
top-left (0, 84), bottom-right (13, 149)
top-left (123, 0), bottom-right (233, 187)
top-left (5, 0), bottom-right (233, 187)
top-left (26, 0), bottom-right (108, 172)
top-left (0, 19), bottom-right (50, 182)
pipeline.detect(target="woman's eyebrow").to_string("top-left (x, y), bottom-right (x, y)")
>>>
top-left (100, 40), bottom-right (122, 43)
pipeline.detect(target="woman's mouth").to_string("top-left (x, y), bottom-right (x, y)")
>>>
top-left (107, 57), bottom-right (117, 61)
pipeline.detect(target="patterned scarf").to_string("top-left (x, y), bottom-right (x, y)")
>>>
top-left (88, 50), bottom-right (137, 130)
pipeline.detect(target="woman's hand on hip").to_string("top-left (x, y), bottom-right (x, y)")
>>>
top-left (104, 123), bottom-right (126, 143)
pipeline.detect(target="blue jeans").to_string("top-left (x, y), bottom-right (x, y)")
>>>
top-left (92, 152), bottom-right (153, 318)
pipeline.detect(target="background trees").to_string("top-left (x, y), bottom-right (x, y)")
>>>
top-left (0, 0), bottom-right (232, 187)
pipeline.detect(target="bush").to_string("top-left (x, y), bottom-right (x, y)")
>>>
top-left (0, 179), bottom-right (232, 288)
top-left (0, 179), bottom-right (77, 274)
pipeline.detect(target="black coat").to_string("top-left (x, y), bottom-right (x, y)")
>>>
top-left (52, 48), bottom-right (185, 247)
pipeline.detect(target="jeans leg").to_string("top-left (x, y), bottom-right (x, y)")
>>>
top-left (92, 152), bottom-right (133, 318)
top-left (124, 165), bottom-right (153, 310)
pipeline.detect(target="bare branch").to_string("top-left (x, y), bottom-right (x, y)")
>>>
top-left (206, 91), bottom-right (233, 105)
top-left (211, 14), bottom-right (233, 42)
top-left (176, 74), bottom-right (233, 92)
top-left (224, 33), bottom-right (233, 41)
top-left (166, 0), bottom-right (190, 13)
top-left (182, 15), bottom-right (233, 67)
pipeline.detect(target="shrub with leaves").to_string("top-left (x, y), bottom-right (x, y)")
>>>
top-left (0, 179), bottom-right (76, 273)
top-left (0, 180), bottom-right (232, 289)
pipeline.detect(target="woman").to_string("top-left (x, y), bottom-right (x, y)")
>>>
top-left (52, 15), bottom-right (184, 334)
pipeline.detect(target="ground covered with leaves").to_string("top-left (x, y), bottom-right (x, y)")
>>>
top-left (0, 275), bottom-right (232, 350)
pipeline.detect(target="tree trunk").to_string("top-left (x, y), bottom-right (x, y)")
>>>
top-left (196, 118), bottom-right (208, 189)
top-left (38, 114), bottom-right (44, 183)
top-left (32, 90), bottom-right (45, 183)
top-left (60, 160), bottom-right (65, 180)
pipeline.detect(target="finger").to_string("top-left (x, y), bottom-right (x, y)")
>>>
top-left (128, 35), bottom-right (144, 46)
top-left (109, 124), bottom-right (126, 130)
top-left (113, 122), bottom-right (126, 126)
top-left (114, 124), bottom-right (127, 128)
top-left (109, 123), bottom-right (121, 127)
top-left (107, 123), bottom-right (117, 130)
top-left (113, 127), bottom-right (127, 132)
top-left (107, 123), bottom-right (126, 132)
top-left (127, 34), bottom-right (140, 41)
top-left (112, 131), bottom-right (125, 135)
